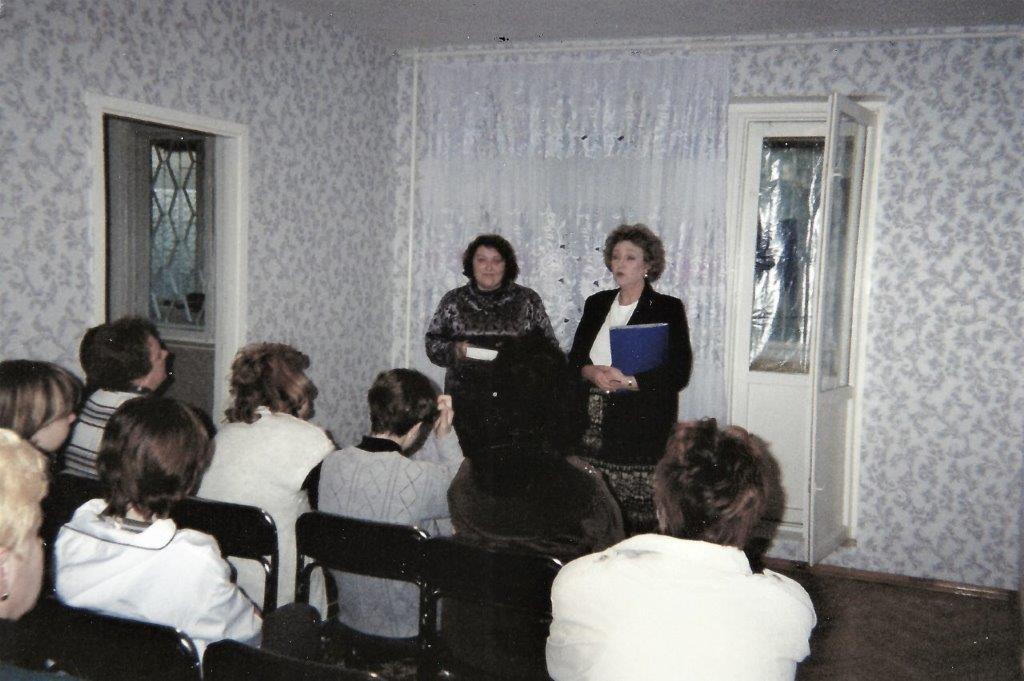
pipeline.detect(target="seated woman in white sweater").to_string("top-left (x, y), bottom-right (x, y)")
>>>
top-left (546, 419), bottom-right (816, 681)
top-left (55, 396), bottom-right (261, 659)
top-left (198, 343), bottom-right (335, 610)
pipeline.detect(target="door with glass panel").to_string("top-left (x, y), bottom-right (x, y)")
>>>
top-left (728, 96), bottom-right (876, 563)
top-left (105, 116), bottom-right (216, 417)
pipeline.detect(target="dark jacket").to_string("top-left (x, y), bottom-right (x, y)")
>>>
top-left (568, 281), bottom-right (693, 464)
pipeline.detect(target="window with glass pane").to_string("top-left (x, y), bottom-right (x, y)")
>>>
top-left (748, 138), bottom-right (824, 373)
top-left (818, 116), bottom-right (866, 390)
top-left (149, 141), bottom-right (207, 330)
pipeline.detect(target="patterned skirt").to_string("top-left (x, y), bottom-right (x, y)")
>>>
top-left (580, 389), bottom-right (659, 535)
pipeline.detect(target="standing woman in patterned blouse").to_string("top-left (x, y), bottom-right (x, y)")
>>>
top-left (425, 234), bottom-right (557, 443)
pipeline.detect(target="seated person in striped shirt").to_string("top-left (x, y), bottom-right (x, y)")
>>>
top-left (63, 317), bottom-right (170, 479)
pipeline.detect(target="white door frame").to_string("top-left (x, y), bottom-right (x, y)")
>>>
top-left (724, 97), bottom-right (884, 550)
top-left (85, 94), bottom-right (249, 419)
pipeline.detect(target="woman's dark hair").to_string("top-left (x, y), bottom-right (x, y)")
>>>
top-left (225, 343), bottom-right (318, 424)
top-left (461, 234), bottom-right (520, 285)
top-left (99, 396), bottom-right (213, 520)
top-left (603, 223), bottom-right (667, 282)
top-left (80, 317), bottom-right (162, 391)
top-left (0, 360), bottom-right (82, 441)
top-left (653, 419), bottom-right (767, 548)
top-left (368, 369), bottom-right (439, 437)
top-left (461, 334), bottom-right (579, 493)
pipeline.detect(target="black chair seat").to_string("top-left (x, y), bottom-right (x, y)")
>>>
top-left (203, 639), bottom-right (382, 681)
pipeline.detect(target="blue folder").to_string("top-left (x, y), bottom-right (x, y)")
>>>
top-left (610, 323), bottom-right (669, 375)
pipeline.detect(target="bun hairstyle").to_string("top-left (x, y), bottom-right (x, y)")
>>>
top-left (225, 343), bottom-right (318, 424)
top-left (653, 418), bottom-right (767, 549)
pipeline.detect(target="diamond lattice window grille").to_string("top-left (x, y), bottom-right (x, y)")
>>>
top-left (149, 141), bottom-right (206, 329)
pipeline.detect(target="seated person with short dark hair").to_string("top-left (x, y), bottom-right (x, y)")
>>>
top-left (443, 336), bottom-right (624, 678)
top-left (63, 317), bottom-right (170, 479)
top-left (318, 368), bottom-right (463, 639)
top-left (546, 419), bottom-right (816, 681)
top-left (54, 396), bottom-right (261, 659)
top-left (448, 335), bottom-right (624, 559)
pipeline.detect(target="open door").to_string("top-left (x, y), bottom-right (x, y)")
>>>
top-left (807, 94), bottom-right (876, 563)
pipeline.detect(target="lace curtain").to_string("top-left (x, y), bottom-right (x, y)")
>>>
top-left (405, 51), bottom-right (730, 420)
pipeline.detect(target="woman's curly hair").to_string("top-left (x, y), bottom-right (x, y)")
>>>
top-left (603, 223), bottom-right (667, 282)
top-left (224, 343), bottom-right (318, 424)
top-left (653, 418), bottom-right (767, 548)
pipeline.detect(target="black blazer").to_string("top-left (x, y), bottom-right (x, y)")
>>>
top-left (568, 281), bottom-right (693, 464)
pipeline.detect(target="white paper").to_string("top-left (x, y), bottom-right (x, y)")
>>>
top-left (465, 346), bottom-right (498, 361)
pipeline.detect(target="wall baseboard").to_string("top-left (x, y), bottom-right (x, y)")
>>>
top-left (763, 558), bottom-right (1018, 603)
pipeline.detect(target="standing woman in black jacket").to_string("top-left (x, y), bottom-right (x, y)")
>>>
top-left (568, 224), bottom-right (693, 534)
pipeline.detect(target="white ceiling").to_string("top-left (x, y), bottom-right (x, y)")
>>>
top-left (287, 0), bottom-right (1023, 49)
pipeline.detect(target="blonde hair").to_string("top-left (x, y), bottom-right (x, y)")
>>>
top-left (0, 429), bottom-right (48, 555)
top-left (0, 360), bottom-right (82, 441)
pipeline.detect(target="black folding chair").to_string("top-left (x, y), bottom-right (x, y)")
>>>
top-left (295, 511), bottom-right (429, 666)
top-left (172, 496), bottom-right (280, 612)
top-left (20, 597), bottom-right (200, 681)
top-left (418, 537), bottom-right (563, 681)
top-left (41, 472), bottom-right (105, 546)
top-left (40, 472), bottom-right (106, 593)
top-left (203, 639), bottom-right (382, 681)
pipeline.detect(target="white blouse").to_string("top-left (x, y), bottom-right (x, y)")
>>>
top-left (588, 298), bottom-right (638, 367)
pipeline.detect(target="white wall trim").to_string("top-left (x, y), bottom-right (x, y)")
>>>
top-left (83, 93), bottom-right (248, 418)
top-left (400, 25), bottom-right (1022, 59)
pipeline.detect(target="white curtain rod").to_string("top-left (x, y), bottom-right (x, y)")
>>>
top-left (399, 26), bottom-right (1022, 60)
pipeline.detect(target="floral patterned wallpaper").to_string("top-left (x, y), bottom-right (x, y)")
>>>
top-left (728, 32), bottom-right (1023, 590)
top-left (0, 0), bottom-right (397, 443)
top-left (3, 0), bottom-right (1020, 591)
top-left (391, 29), bottom-right (1023, 589)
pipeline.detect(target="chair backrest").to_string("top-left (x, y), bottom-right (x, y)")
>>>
top-left (203, 640), bottom-right (382, 681)
top-left (42, 472), bottom-right (105, 546)
top-left (420, 537), bottom-right (563, 611)
top-left (294, 511), bottom-right (429, 618)
top-left (41, 473), bottom-right (107, 593)
top-left (418, 537), bottom-right (563, 680)
top-left (171, 496), bottom-right (280, 612)
top-left (24, 597), bottom-right (200, 681)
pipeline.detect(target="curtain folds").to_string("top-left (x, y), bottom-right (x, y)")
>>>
top-left (407, 51), bottom-right (730, 421)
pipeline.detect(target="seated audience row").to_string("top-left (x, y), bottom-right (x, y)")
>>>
top-left (1, 313), bottom-right (815, 679)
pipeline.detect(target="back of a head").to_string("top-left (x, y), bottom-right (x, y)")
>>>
top-left (80, 317), bottom-right (159, 391)
top-left (225, 342), bottom-right (317, 423)
top-left (462, 335), bottom-right (577, 491)
top-left (0, 360), bottom-right (82, 440)
top-left (367, 368), bottom-right (438, 437)
top-left (0, 429), bottom-right (48, 554)
top-left (98, 396), bottom-right (213, 520)
top-left (653, 419), bottom-right (767, 549)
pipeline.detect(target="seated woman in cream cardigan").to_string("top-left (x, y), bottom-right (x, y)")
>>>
top-left (199, 343), bottom-right (335, 610)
